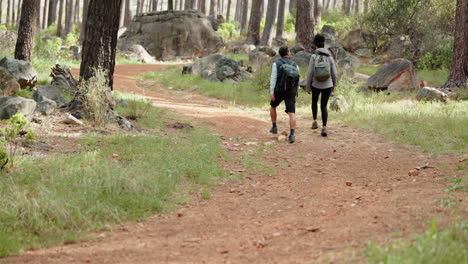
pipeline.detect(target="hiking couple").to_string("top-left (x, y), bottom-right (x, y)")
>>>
top-left (269, 34), bottom-right (338, 143)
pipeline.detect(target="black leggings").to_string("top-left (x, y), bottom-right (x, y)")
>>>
top-left (311, 87), bottom-right (333, 127)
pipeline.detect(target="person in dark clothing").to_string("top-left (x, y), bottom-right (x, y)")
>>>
top-left (269, 46), bottom-right (300, 143)
top-left (305, 34), bottom-right (338, 137)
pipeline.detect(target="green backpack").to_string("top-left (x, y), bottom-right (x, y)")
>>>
top-left (314, 53), bottom-right (331, 82)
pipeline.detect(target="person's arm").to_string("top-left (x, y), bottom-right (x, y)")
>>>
top-left (330, 56), bottom-right (338, 88)
top-left (270, 63), bottom-right (277, 96)
top-left (306, 55), bottom-right (315, 93)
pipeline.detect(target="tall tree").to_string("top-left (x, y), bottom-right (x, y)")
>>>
top-left (124, 0), bottom-right (132, 26)
top-left (209, 0), bottom-right (216, 16)
top-left (226, 0), bottom-right (231, 21)
top-left (169, 0), bottom-right (174, 10)
top-left (79, 0), bottom-right (89, 43)
top-left (47, 0), bottom-right (58, 27)
top-left (0, 0), bottom-right (3, 25)
top-left (260, 0), bottom-right (278, 46)
top-left (36, 0), bottom-right (41, 28)
top-left (199, 0), bottom-right (206, 13)
top-left (246, 0), bottom-right (262, 44)
top-left (179, 0), bottom-right (183, 10)
top-left (354, 0), bottom-right (359, 13)
top-left (42, 0), bottom-right (48, 29)
top-left (240, 0), bottom-right (248, 32)
top-left (184, 0), bottom-right (191, 9)
top-left (80, 0), bottom-right (122, 89)
top-left (314, 0), bottom-right (321, 25)
top-left (56, 0), bottom-right (64, 36)
top-left (15, 0), bottom-right (38, 61)
top-left (296, 0), bottom-right (314, 52)
top-left (12, 0), bottom-right (15, 26)
top-left (363, 0), bottom-right (368, 13)
top-left (74, 0), bottom-right (79, 23)
top-left (64, 0), bottom-right (74, 36)
top-left (289, 0), bottom-right (296, 10)
top-left (17, 0), bottom-right (23, 27)
top-left (6, 0), bottom-right (11, 26)
top-left (345, 0), bottom-right (351, 15)
top-left (275, 0), bottom-right (285, 41)
top-left (443, 0), bottom-right (468, 88)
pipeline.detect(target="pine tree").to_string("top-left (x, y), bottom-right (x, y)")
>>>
top-left (15, 0), bottom-right (38, 62)
top-left (275, 0), bottom-right (286, 42)
top-left (64, 0), bottom-right (74, 36)
top-left (246, 0), bottom-right (262, 45)
top-left (47, 0), bottom-right (58, 27)
top-left (80, 0), bottom-right (122, 89)
top-left (124, 0), bottom-right (132, 26)
top-left (260, 0), bottom-right (278, 46)
top-left (240, 0), bottom-right (248, 33)
top-left (296, 0), bottom-right (314, 51)
top-left (56, 0), bottom-right (64, 37)
top-left (209, 0), bottom-right (216, 16)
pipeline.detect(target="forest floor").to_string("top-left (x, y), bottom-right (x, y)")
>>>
top-left (2, 64), bottom-right (466, 264)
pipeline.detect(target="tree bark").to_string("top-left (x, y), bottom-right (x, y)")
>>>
top-left (240, 0), bottom-right (248, 32)
top-left (443, 0), bottom-right (468, 88)
top-left (209, 0), bottom-right (216, 16)
top-left (47, 0), bottom-right (58, 27)
top-left (17, 0), bottom-right (23, 27)
top-left (296, 0), bottom-right (314, 52)
top-left (56, 0), bottom-right (64, 36)
top-left (363, 0), bottom-right (368, 13)
top-left (124, 0), bottom-right (132, 26)
top-left (74, 0), bottom-right (79, 24)
top-left (289, 0), bottom-right (296, 10)
top-left (36, 0), bottom-right (42, 28)
top-left (226, 0), bottom-right (231, 21)
top-left (200, 0), bottom-right (206, 13)
top-left (64, 0), bottom-right (74, 36)
top-left (12, 0), bottom-right (16, 26)
top-left (345, 0), bottom-right (351, 15)
top-left (42, 0), bottom-right (48, 28)
top-left (79, 0), bottom-right (89, 43)
top-left (260, 0), bottom-right (278, 46)
top-left (6, 0), bottom-right (10, 26)
top-left (314, 0), bottom-right (321, 25)
top-left (0, 0), bottom-right (3, 25)
top-left (184, 0), bottom-right (191, 9)
top-left (179, 0), bottom-right (183, 10)
top-left (168, 0), bottom-right (174, 10)
top-left (246, 0), bottom-right (262, 45)
top-left (15, 0), bottom-right (37, 62)
top-left (80, 0), bottom-right (122, 90)
top-left (275, 0), bottom-right (285, 40)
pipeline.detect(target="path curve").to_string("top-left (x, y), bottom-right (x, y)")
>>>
top-left (2, 64), bottom-right (464, 264)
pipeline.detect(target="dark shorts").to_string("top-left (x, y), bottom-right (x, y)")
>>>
top-left (270, 92), bottom-right (296, 113)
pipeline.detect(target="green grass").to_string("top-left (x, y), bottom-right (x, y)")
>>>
top-left (365, 221), bottom-right (468, 264)
top-left (418, 68), bottom-right (450, 86)
top-left (354, 65), bottom-right (379, 76)
top-left (333, 78), bottom-right (468, 153)
top-left (0, 96), bottom-right (226, 257)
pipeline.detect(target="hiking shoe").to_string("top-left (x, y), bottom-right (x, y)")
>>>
top-left (311, 121), bottom-right (319, 129)
top-left (321, 128), bottom-right (328, 137)
top-left (270, 126), bottom-right (278, 134)
top-left (288, 134), bottom-right (295, 143)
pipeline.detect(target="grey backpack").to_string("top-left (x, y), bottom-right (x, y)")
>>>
top-left (314, 53), bottom-right (331, 82)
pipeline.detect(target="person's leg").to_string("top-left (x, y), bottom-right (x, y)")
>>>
top-left (320, 88), bottom-right (333, 127)
top-left (285, 93), bottom-right (296, 143)
top-left (311, 87), bottom-right (320, 129)
top-left (270, 93), bottom-right (283, 134)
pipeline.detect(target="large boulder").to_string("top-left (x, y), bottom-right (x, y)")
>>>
top-left (118, 10), bottom-right (223, 61)
top-left (226, 42), bottom-right (256, 54)
top-left (416, 87), bottom-right (448, 102)
top-left (321, 25), bottom-right (336, 36)
top-left (185, 53), bottom-right (226, 75)
top-left (0, 96), bottom-right (36, 119)
top-left (367, 59), bottom-right (420, 93)
top-left (0, 67), bottom-right (20, 96)
top-left (0, 30), bottom-right (17, 53)
top-left (249, 46), bottom-right (278, 69)
top-left (291, 51), bottom-right (312, 67)
top-left (330, 95), bottom-right (349, 112)
top-left (322, 33), bottom-right (361, 69)
top-left (215, 57), bottom-right (239, 81)
top-left (342, 29), bottom-right (376, 53)
top-left (36, 97), bottom-right (57, 115)
top-left (0, 57), bottom-right (38, 89)
top-left (50, 64), bottom-right (78, 96)
top-left (122, 44), bottom-right (155, 63)
top-left (32, 85), bottom-right (67, 107)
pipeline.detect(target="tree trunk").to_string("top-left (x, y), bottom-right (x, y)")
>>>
top-left (6, 0), bottom-right (10, 26)
top-left (74, 0), bottom-right (79, 24)
top-left (240, 0), bottom-right (248, 32)
top-left (80, 0), bottom-right (122, 90)
top-left (17, 0), bottom-right (23, 27)
top-left (260, 0), bottom-right (278, 46)
top-left (179, 0), bottom-right (183, 10)
top-left (36, 0), bottom-right (42, 28)
top-left (354, 0), bottom-right (358, 13)
top-left (47, 0), bottom-right (58, 27)
top-left (56, 0), bottom-right (64, 36)
top-left (275, 0), bottom-right (285, 41)
top-left (200, 0), bottom-right (206, 13)
top-left (226, 0), bottom-right (231, 21)
top-left (345, 0), bottom-right (351, 15)
top-left (209, 0), bottom-right (216, 16)
top-left (15, 0), bottom-right (37, 62)
top-left (184, 0), bottom-right (191, 9)
top-left (42, 0), bottom-right (48, 28)
top-left (443, 0), bottom-right (468, 88)
top-left (12, 0), bottom-right (16, 27)
top-left (64, 0), bottom-right (74, 36)
top-left (289, 0), bottom-right (296, 10)
top-left (296, 0), bottom-right (314, 52)
top-left (79, 0), bottom-right (89, 44)
top-left (168, 0), bottom-right (174, 10)
top-left (363, 0), bottom-right (368, 13)
top-left (246, 0), bottom-right (262, 45)
top-left (314, 0), bottom-right (321, 25)
top-left (124, 0), bottom-right (132, 26)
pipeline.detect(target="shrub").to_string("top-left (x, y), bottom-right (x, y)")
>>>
top-left (218, 22), bottom-right (240, 40)
top-left (319, 9), bottom-right (361, 38)
top-left (0, 113), bottom-right (31, 169)
top-left (284, 10), bottom-right (296, 33)
top-left (33, 36), bottom-right (65, 59)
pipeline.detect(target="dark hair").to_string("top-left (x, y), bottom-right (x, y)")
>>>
top-left (278, 46), bottom-right (289, 57)
top-left (314, 34), bottom-right (326, 48)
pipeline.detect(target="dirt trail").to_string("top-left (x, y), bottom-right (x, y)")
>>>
top-left (3, 65), bottom-right (465, 264)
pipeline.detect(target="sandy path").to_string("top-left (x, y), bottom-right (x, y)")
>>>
top-left (2, 64), bottom-right (465, 264)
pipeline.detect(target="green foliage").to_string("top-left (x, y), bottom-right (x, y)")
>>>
top-left (0, 113), bottom-right (31, 169)
top-left (417, 68), bottom-right (450, 86)
top-left (64, 33), bottom-right (78, 47)
top-left (33, 36), bottom-right (65, 59)
top-left (44, 24), bottom-right (58, 36)
top-left (0, 119), bottom-right (226, 256)
top-left (12, 89), bottom-right (33, 99)
top-left (365, 222), bottom-right (468, 264)
top-left (319, 9), bottom-right (361, 38)
top-left (218, 22), bottom-right (240, 40)
top-left (284, 10), bottom-right (296, 33)
top-left (418, 39), bottom-right (453, 70)
top-left (0, 25), bottom-right (7, 31)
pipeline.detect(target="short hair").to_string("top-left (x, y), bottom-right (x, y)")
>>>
top-left (314, 34), bottom-right (326, 48)
top-left (278, 46), bottom-right (289, 57)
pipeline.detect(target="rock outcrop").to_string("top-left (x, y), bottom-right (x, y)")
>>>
top-left (367, 59), bottom-right (419, 93)
top-left (184, 54), bottom-right (251, 82)
top-left (0, 57), bottom-right (38, 89)
top-left (118, 10), bottom-right (224, 61)
top-left (0, 67), bottom-right (20, 96)
top-left (50, 64), bottom-right (78, 96)
top-left (416, 87), bottom-right (448, 102)
top-left (32, 85), bottom-right (67, 107)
